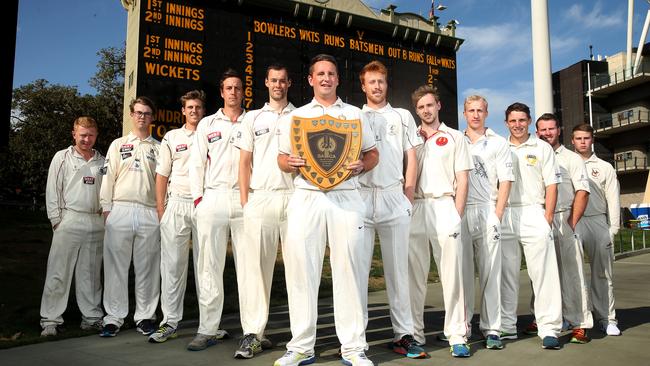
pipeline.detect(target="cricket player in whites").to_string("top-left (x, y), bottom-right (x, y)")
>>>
top-left (572, 123), bottom-right (621, 336)
top-left (40, 117), bottom-right (105, 336)
top-left (408, 85), bottom-right (473, 358)
top-left (275, 54), bottom-right (379, 366)
top-left (460, 95), bottom-right (513, 350)
top-left (500, 103), bottom-right (562, 349)
top-left (356, 60), bottom-right (425, 358)
top-left (232, 64), bottom-right (295, 358)
top-left (100, 97), bottom-right (161, 337)
top-left (187, 69), bottom-right (246, 351)
top-left (149, 90), bottom-right (229, 343)
top-left (535, 114), bottom-right (593, 344)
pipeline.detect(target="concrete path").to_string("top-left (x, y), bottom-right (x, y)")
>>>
top-left (2, 253), bottom-right (649, 366)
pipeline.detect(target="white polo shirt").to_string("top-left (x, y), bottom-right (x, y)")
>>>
top-left (582, 154), bottom-right (620, 233)
top-left (414, 122), bottom-right (473, 199)
top-left (277, 97), bottom-right (376, 191)
top-left (359, 103), bottom-right (421, 189)
top-left (156, 125), bottom-right (195, 200)
top-left (46, 146), bottom-right (105, 226)
top-left (234, 102), bottom-right (295, 191)
top-left (189, 109), bottom-right (245, 200)
top-left (464, 128), bottom-right (514, 205)
top-left (554, 145), bottom-right (590, 213)
top-left (100, 133), bottom-right (159, 211)
top-left (507, 134), bottom-right (560, 207)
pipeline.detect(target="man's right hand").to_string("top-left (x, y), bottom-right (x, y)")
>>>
top-left (102, 211), bottom-right (110, 224)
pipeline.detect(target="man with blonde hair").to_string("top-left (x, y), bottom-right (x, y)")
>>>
top-left (40, 116), bottom-right (105, 337)
top-left (460, 95), bottom-right (513, 349)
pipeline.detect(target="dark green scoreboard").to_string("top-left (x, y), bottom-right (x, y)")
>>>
top-left (135, 0), bottom-right (461, 139)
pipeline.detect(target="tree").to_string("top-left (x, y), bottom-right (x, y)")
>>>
top-left (1, 46), bottom-right (125, 202)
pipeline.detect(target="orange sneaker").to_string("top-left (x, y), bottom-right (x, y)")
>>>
top-left (570, 328), bottom-right (590, 344)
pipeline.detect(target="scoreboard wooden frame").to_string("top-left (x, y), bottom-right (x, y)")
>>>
top-left (126, 0), bottom-right (463, 139)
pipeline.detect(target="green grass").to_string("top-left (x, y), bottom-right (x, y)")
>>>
top-left (614, 228), bottom-right (650, 253)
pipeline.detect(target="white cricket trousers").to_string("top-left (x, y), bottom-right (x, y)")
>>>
top-left (576, 214), bottom-right (617, 326)
top-left (159, 197), bottom-right (199, 329)
top-left (194, 189), bottom-right (244, 335)
top-left (283, 188), bottom-right (368, 358)
top-left (359, 187), bottom-right (414, 340)
top-left (500, 205), bottom-right (562, 338)
top-left (461, 203), bottom-right (502, 336)
top-left (103, 203), bottom-right (160, 327)
top-left (239, 190), bottom-right (291, 336)
top-left (40, 210), bottom-right (104, 328)
top-left (552, 211), bottom-right (593, 329)
top-left (408, 196), bottom-right (468, 346)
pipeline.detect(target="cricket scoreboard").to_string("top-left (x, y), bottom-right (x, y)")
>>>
top-left (123, 0), bottom-right (463, 139)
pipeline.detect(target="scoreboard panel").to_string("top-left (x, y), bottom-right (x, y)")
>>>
top-left (134, 0), bottom-right (461, 139)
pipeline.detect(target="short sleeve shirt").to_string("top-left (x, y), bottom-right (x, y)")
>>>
top-left (156, 125), bottom-right (195, 199)
top-left (554, 145), bottom-right (590, 212)
top-left (465, 128), bottom-right (514, 205)
top-left (507, 134), bottom-right (560, 207)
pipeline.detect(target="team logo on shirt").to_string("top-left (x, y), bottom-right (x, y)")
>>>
top-left (99, 166), bottom-right (107, 175)
top-left (120, 144), bottom-right (134, 153)
top-left (129, 158), bottom-right (142, 171)
top-left (436, 136), bottom-right (448, 146)
top-left (146, 148), bottom-right (157, 162)
top-left (207, 131), bottom-right (222, 143)
top-left (83, 176), bottom-right (95, 185)
top-left (526, 154), bottom-right (538, 166)
top-left (388, 124), bottom-right (397, 136)
top-left (591, 168), bottom-right (600, 178)
top-left (176, 144), bottom-right (188, 152)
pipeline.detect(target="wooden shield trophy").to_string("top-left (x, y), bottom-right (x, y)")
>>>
top-left (291, 114), bottom-right (362, 190)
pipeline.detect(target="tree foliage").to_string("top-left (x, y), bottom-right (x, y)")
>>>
top-left (1, 46), bottom-right (125, 201)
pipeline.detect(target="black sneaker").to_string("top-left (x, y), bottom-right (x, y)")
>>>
top-left (136, 319), bottom-right (156, 336)
top-left (100, 324), bottom-right (119, 337)
top-left (234, 333), bottom-right (262, 359)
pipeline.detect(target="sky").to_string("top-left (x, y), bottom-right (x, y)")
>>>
top-left (12, 0), bottom-right (649, 136)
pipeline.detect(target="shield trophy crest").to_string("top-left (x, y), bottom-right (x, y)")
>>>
top-left (291, 114), bottom-right (362, 190)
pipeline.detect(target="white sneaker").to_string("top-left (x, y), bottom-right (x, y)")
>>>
top-left (341, 352), bottom-right (374, 366)
top-left (605, 323), bottom-right (621, 336)
top-left (273, 351), bottom-right (316, 366)
top-left (40, 325), bottom-right (57, 337)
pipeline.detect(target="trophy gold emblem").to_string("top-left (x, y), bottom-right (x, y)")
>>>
top-left (291, 114), bottom-right (363, 190)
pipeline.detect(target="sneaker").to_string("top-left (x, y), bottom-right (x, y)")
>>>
top-left (436, 333), bottom-right (448, 342)
top-left (389, 334), bottom-right (427, 358)
top-left (274, 351), bottom-right (316, 366)
top-left (80, 319), bottom-right (103, 331)
top-left (40, 325), bottom-right (58, 337)
top-left (187, 333), bottom-right (219, 351)
top-left (148, 324), bottom-right (177, 343)
top-left (136, 319), bottom-right (156, 336)
top-left (524, 322), bottom-right (538, 335)
top-left (603, 323), bottom-right (621, 336)
top-left (341, 352), bottom-right (374, 366)
top-left (260, 335), bottom-right (274, 349)
top-left (500, 331), bottom-right (518, 340)
top-left (100, 324), bottom-right (119, 337)
top-left (542, 336), bottom-right (560, 349)
top-left (485, 334), bottom-right (504, 349)
top-left (216, 329), bottom-right (230, 339)
top-left (450, 343), bottom-right (471, 357)
top-left (234, 333), bottom-right (263, 359)
top-left (569, 328), bottom-right (590, 344)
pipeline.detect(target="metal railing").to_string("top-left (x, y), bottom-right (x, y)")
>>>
top-left (594, 109), bottom-right (649, 131)
top-left (615, 156), bottom-right (648, 171)
top-left (590, 61), bottom-right (650, 90)
top-left (615, 228), bottom-right (650, 259)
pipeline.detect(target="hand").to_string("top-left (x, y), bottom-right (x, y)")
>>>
top-left (287, 154), bottom-right (305, 173)
top-left (346, 159), bottom-right (365, 175)
top-left (102, 211), bottom-right (110, 224)
top-left (157, 208), bottom-right (164, 222)
top-left (544, 212), bottom-right (553, 226)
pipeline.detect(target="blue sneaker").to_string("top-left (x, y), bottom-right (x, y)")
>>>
top-left (99, 324), bottom-right (119, 337)
top-left (389, 334), bottom-right (427, 358)
top-left (542, 336), bottom-right (560, 350)
top-left (485, 334), bottom-right (504, 349)
top-left (450, 343), bottom-right (471, 357)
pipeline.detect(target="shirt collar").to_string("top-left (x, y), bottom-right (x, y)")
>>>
top-left (261, 102), bottom-right (296, 115)
top-left (126, 131), bottom-right (155, 143)
top-left (310, 97), bottom-right (344, 110)
top-left (361, 102), bottom-right (393, 113)
top-left (215, 108), bottom-right (246, 122)
top-left (508, 133), bottom-right (537, 147)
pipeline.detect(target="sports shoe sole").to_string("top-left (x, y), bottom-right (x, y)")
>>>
top-left (500, 332), bottom-right (518, 340)
top-left (274, 354), bottom-right (316, 366)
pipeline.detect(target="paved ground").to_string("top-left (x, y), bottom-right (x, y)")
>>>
top-left (1, 253), bottom-right (649, 366)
